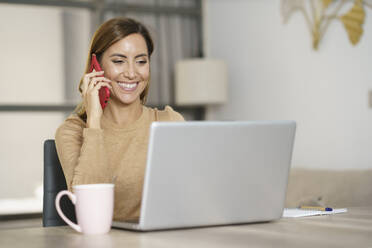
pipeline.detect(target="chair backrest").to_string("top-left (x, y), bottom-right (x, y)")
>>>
top-left (43, 139), bottom-right (76, 227)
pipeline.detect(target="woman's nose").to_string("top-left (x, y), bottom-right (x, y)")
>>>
top-left (124, 63), bottom-right (136, 79)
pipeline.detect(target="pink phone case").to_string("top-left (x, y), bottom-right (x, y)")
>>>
top-left (89, 54), bottom-right (110, 109)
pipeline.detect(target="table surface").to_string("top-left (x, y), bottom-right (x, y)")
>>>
top-left (0, 207), bottom-right (371, 248)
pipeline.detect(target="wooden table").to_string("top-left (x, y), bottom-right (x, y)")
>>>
top-left (0, 207), bottom-right (371, 248)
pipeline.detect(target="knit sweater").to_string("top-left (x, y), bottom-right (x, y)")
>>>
top-left (55, 105), bottom-right (184, 221)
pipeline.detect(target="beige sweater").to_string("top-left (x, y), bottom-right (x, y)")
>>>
top-left (55, 105), bottom-right (184, 221)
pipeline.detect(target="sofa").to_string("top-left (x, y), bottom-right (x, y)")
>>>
top-left (285, 168), bottom-right (372, 208)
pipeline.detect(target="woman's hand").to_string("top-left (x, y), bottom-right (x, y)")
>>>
top-left (81, 71), bottom-right (112, 129)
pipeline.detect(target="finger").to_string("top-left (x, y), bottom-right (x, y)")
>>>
top-left (87, 80), bottom-right (112, 95)
top-left (83, 71), bottom-right (104, 88)
top-left (85, 70), bottom-right (105, 78)
top-left (87, 78), bottom-right (97, 91)
top-left (86, 83), bottom-right (109, 98)
top-left (89, 77), bottom-right (111, 89)
top-left (101, 77), bottom-right (113, 84)
top-left (84, 71), bottom-right (104, 88)
top-left (81, 77), bottom-right (89, 95)
top-left (93, 82), bottom-right (113, 91)
top-left (92, 76), bottom-right (112, 84)
top-left (82, 74), bottom-right (95, 94)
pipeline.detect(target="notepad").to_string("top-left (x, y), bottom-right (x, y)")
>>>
top-left (282, 208), bottom-right (348, 218)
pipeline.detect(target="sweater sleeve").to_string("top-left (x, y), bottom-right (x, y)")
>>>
top-left (163, 106), bottom-right (185, 121)
top-left (55, 115), bottom-right (113, 191)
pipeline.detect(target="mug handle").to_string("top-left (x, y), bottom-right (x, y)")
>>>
top-left (55, 190), bottom-right (82, 233)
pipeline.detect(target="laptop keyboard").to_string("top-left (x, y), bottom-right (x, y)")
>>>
top-left (125, 218), bottom-right (139, 224)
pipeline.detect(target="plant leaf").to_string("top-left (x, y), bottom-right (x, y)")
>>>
top-left (340, 0), bottom-right (365, 45)
top-left (281, 0), bottom-right (305, 24)
top-left (323, 0), bottom-right (333, 9)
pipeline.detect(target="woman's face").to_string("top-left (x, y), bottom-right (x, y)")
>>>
top-left (101, 33), bottom-right (150, 106)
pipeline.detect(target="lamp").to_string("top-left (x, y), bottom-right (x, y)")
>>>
top-left (175, 58), bottom-right (228, 106)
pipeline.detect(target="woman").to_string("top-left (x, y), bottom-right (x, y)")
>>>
top-left (55, 17), bottom-right (184, 221)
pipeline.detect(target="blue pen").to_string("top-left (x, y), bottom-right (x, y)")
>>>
top-left (300, 206), bottom-right (333, 211)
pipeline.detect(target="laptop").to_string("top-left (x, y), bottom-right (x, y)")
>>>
top-left (112, 121), bottom-right (296, 231)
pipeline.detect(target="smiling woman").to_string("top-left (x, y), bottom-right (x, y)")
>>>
top-left (55, 17), bottom-right (184, 221)
top-left (75, 18), bottom-right (155, 123)
top-left (102, 34), bottom-right (150, 108)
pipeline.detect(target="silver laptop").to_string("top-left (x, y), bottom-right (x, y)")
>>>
top-left (113, 121), bottom-right (296, 231)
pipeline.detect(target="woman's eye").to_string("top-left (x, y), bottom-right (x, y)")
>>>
top-left (113, 60), bottom-right (124, 64)
top-left (137, 60), bottom-right (147, 64)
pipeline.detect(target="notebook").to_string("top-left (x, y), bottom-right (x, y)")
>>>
top-left (283, 208), bottom-right (348, 218)
top-left (113, 121), bottom-right (296, 231)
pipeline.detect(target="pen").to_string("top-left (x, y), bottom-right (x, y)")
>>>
top-left (299, 206), bottom-right (333, 211)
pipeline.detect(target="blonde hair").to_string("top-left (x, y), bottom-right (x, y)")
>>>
top-left (74, 17), bottom-right (154, 121)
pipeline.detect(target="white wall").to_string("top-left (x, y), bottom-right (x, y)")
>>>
top-left (0, 5), bottom-right (89, 211)
top-left (0, 4), bottom-right (66, 199)
top-left (204, 0), bottom-right (372, 170)
top-left (0, 4), bottom-right (64, 104)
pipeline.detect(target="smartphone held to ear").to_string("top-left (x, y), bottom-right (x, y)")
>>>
top-left (89, 54), bottom-right (110, 109)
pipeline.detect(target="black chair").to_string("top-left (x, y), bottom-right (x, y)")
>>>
top-left (43, 139), bottom-right (76, 227)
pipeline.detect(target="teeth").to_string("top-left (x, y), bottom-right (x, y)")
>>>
top-left (118, 82), bottom-right (137, 89)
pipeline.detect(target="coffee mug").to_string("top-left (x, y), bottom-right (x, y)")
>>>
top-left (55, 183), bottom-right (114, 235)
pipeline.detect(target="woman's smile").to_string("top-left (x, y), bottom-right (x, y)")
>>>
top-left (117, 81), bottom-right (140, 92)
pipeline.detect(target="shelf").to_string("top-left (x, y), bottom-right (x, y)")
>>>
top-left (0, 104), bottom-right (206, 120)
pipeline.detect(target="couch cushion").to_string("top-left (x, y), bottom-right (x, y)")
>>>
top-left (285, 168), bottom-right (372, 208)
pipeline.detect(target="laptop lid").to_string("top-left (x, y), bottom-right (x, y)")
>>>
top-left (138, 121), bottom-right (296, 231)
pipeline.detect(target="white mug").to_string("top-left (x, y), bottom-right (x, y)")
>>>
top-left (55, 183), bottom-right (114, 235)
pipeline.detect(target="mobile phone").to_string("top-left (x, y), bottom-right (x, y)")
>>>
top-left (89, 54), bottom-right (110, 109)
